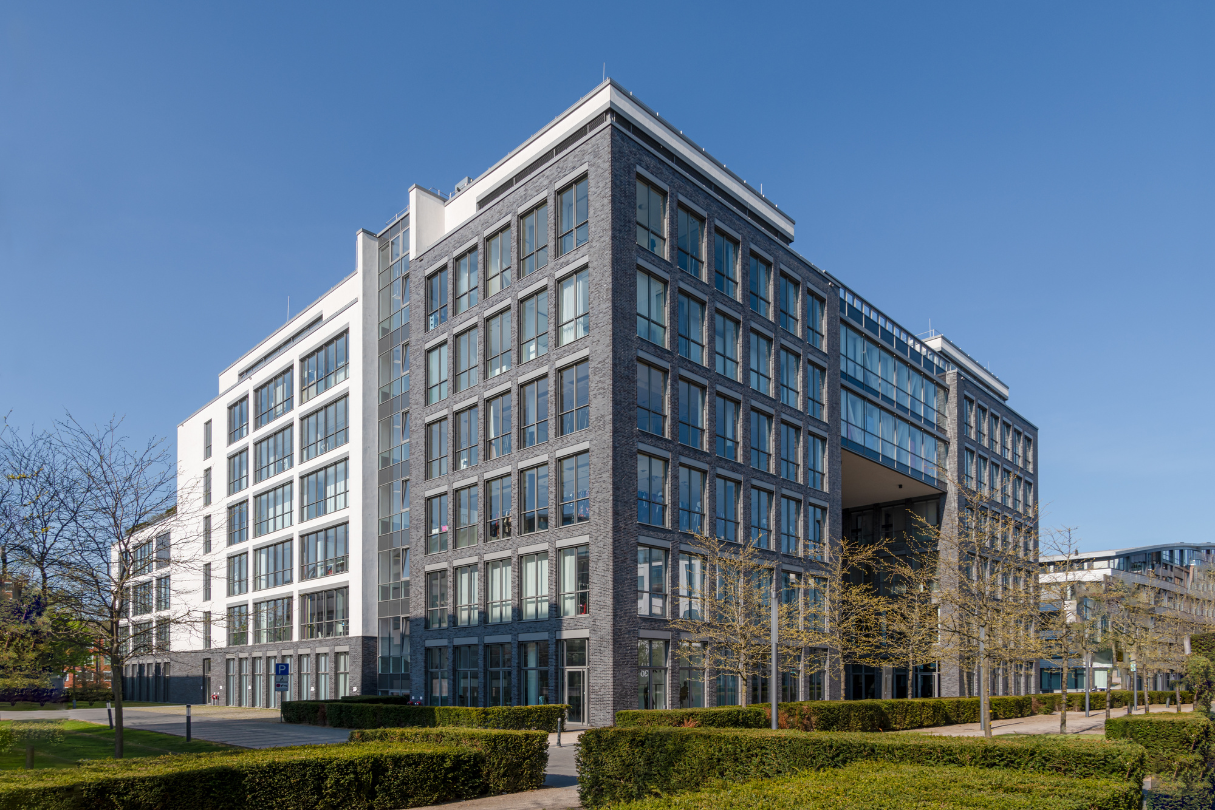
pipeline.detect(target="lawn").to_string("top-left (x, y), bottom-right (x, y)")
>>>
top-left (0, 701), bottom-right (173, 712)
top-left (0, 720), bottom-right (231, 770)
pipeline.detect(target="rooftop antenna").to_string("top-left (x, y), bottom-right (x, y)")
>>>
top-left (287, 296), bottom-right (290, 320)
top-left (602, 63), bottom-right (606, 83)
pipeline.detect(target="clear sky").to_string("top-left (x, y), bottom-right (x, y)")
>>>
top-left (1, 2), bottom-right (1211, 552)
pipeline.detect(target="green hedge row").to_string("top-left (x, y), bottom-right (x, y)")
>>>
top-left (1106, 713), bottom-right (1212, 780)
top-left (0, 742), bottom-right (482, 810)
top-left (602, 760), bottom-right (1141, 810)
top-left (283, 700), bottom-right (569, 732)
top-left (348, 727), bottom-right (548, 794)
top-left (574, 726), bottom-right (1147, 807)
top-left (617, 692), bottom-right (1198, 733)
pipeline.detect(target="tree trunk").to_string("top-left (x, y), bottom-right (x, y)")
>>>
top-left (1084, 654), bottom-right (1091, 717)
top-left (1060, 657), bottom-right (1069, 734)
top-left (1142, 672), bottom-right (1151, 714)
top-left (979, 626), bottom-right (991, 738)
top-left (1175, 681), bottom-right (1182, 714)
top-left (112, 653), bottom-right (125, 759)
top-left (1104, 672), bottom-right (1111, 721)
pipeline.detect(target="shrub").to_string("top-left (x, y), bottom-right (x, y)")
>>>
top-left (616, 707), bottom-right (767, 728)
top-left (282, 701), bottom-right (569, 732)
top-left (575, 726), bottom-right (1147, 807)
top-left (1106, 713), bottom-right (1212, 779)
top-left (336, 694), bottom-right (417, 705)
top-left (0, 742), bottom-right (483, 810)
top-left (602, 760), bottom-right (1140, 810)
top-left (349, 727), bottom-right (547, 794)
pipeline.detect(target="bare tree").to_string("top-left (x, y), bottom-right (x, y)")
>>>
top-left (1037, 527), bottom-right (1100, 732)
top-left (668, 532), bottom-right (800, 708)
top-left (881, 544), bottom-right (941, 699)
top-left (53, 415), bottom-right (204, 758)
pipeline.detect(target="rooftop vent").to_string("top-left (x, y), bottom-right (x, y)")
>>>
top-left (453, 176), bottom-right (472, 195)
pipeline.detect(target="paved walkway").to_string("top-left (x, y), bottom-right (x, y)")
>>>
top-left (907, 702), bottom-right (1194, 737)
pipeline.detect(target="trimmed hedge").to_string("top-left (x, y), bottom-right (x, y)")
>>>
top-left (575, 726), bottom-right (1147, 807)
top-left (616, 706), bottom-right (767, 728)
top-left (348, 727), bottom-right (548, 794)
top-left (603, 760), bottom-right (1141, 810)
top-left (1106, 713), bottom-right (1212, 779)
top-left (283, 700), bottom-right (570, 731)
top-left (0, 742), bottom-right (482, 810)
top-left (335, 695), bottom-right (417, 705)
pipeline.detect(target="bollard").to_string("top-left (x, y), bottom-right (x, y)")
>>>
top-left (106, 701), bottom-right (114, 729)
top-left (556, 714), bottom-right (563, 747)
top-left (186, 704), bottom-right (192, 742)
top-left (72, 699), bottom-right (77, 710)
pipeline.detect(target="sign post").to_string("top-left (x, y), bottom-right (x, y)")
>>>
top-left (274, 663), bottom-right (290, 723)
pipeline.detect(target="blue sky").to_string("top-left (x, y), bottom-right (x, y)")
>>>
top-left (1, 2), bottom-right (1211, 551)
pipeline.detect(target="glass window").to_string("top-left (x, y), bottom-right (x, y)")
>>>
top-left (253, 538), bottom-right (292, 590)
top-left (678, 466), bottom-right (705, 534)
top-left (227, 604), bottom-right (248, 646)
top-left (964, 398), bottom-right (975, 439)
top-left (486, 227), bottom-right (511, 297)
top-left (520, 204), bottom-right (548, 277)
top-left (520, 463), bottom-right (549, 535)
top-left (521, 640), bottom-right (549, 705)
top-left (558, 177), bottom-right (589, 255)
top-left (558, 269), bottom-right (589, 345)
top-left (299, 459), bottom-right (348, 522)
top-left (301, 396), bottom-right (348, 463)
top-left (751, 488), bottom-right (773, 549)
top-left (426, 269), bottom-right (448, 331)
top-left (677, 380), bottom-right (705, 449)
top-left (807, 364), bottom-right (824, 421)
top-left (427, 493), bottom-right (449, 554)
top-left (780, 497), bottom-right (801, 555)
top-left (227, 500), bottom-right (248, 545)
top-left (486, 475), bottom-right (511, 541)
top-left (486, 393), bottom-right (511, 460)
top-left (678, 553), bottom-right (704, 620)
top-left (253, 426), bottom-right (292, 484)
top-left (377, 547), bottom-right (408, 601)
top-left (485, 310), bottom-right (511, 379)
top-left (714, 313), bottom-right (740, 380)
top-left (638, 639), bottom-right (668, 710)
top-left (454, 328), bottom-right (478, 393)
top-left (779, 349), bottom-right (799, 408)
top-left (228, 397), bottom-right (248, 444)
top-left (203, 420), bottom-right (212, 459)
top-left (253, 482), bottom-right (292, 538)
top-left (301, 333), bottom-right (349, 403)
top-left (716, 478), bottom-right (739, 542)
top-left (637, 546), bottom-right (667, 617)
top-left (964, 448), bottom-right (976, 488)
top-left (378, 341), bottom-right (410, 405)
top-left (636, 270), bottom-right (667, 345)
top-left (376, 616), bottom-right (408, 694)
top-left (487, 560), bottom-right (511, 624)
top-left (377, 473), bottom-right (411, 535)
top-left (676, 206), bottom-right (704, 278)
top-left (487, 643), bottom-right (511, 706)
top-left (519, 290), bottom-right (548, 363)
top-left (454, 645), bottom-right (478, 706)
top-left (807, 434), bottom-right (825, 490)
top-left (455, 406), bottom-right (478, 471)
top-left (637, 453), bottom-right (668, 526)
top-left (749, 255), bottom-right (772, 319)
top-left (378, 230), bottom-right (410, 337)
top-left (427, 344), bottom-right (449, 404)
top-left (714, 232), bottom-right (739, 298)
top-left (1025, 437), bottom-right (1034, 472)
top-left (715, 395), bottom-right (739, 460)
top-left (254, 367), bottom-right (293, 429)
top-left (636, 178), bottom-right (666, 255)
top-left (678, 643), bottom-right (705, 708)
top-left (426, 571), bottom-right (447, 629)
top-left (560, 451), bottom-right (590, 526)
top-left (779, 422), bottom-right (800, 482)
top-left (227, 553), bottom-right (248, 596)
top-left (750, 332), bottom-right (773, 396)
top-left (750, 410), bottom-right (772, 471)
top-left (228, 449), bottom-right (248, 495)
top-left (677, 293), bottom-right (705, 365)
top-left (377, 408), bottom-right (408, 470)
top-left (253, 596), bottom-right (292, 643)
top-left (521, 552), bottom-right (549, 621)
top-left (807, 293), bottom-right (825, 350)
top-left (559, 361), bottom-right (590, 435)
top-left (559, 544), bottom-right (590, 617)
top-left (521, 378), bottom-right (549, 448)
top-left (456, 565), bottom-right (478, 627)
top-left (427, 646), bottom-right (448, 706)
top-left (977, 406), bottom-right (988, 445)
top-left (807, 505), bottom-right (825, 560)
top-left (454, 484), bottom-right (478, 548)
top-left (637, 363), bottom-right (667, 436)
top-left (778, 275), bottom-right (799, 336)
top-left (426, 418), bottom-right (448, 480)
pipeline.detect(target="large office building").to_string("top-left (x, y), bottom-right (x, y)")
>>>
top-left (123, 81), bottom-right (1038, 723)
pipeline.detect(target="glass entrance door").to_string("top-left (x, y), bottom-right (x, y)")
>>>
top-left (564, 669), bottom-right (586, 723)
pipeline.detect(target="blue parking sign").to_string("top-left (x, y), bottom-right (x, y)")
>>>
top-left (274, 662), bottom-right (290, 692)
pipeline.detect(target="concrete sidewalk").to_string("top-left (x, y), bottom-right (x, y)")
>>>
top-left (907, 702), bottom-right (1195, 736)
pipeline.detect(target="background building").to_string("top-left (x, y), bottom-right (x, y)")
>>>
top-left (127, 80), bottom-right (1039, 722)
